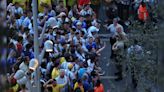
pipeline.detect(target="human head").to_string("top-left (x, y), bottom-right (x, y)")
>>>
top-left (76, 22), bottom-right (82, 29)
top-left (59, 69), bottom-right (65, 78)
top-left (59, 0), bottom-right (64, 7)
top-left (113, 18), bottom-right (118, 26)
top-left (26, 10), bottom-right (32, 18)
top-left (116, 27), bottom-right (123, 36)
top-left (73, 4), bottom-right (78, 11)
top-left (63, 22), bottom-right (70, 30)
top-left (96, 80), bottom-right (101, 87)
top-left (43, 4), bottom-right (50, 15)
top-left (14, 2), bottom-right (19, 8)
top-left (84, 4), bottom-right (90, 10)
top-left (141, 1), bottom-right (146, 7)
top-left (89, 37), bottom-right (93, 43)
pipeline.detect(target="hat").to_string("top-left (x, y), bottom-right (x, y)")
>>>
top-left (29, 59), bottom-right (39, 71)
top-left (60, 57), bottom-right (66, 64)
top-left (88, 26), bottom-right (99, 32)
top-left (38, 13), bottom-right (44, 18)
top-left (53, 25), bottom-right (59, 29)
top-left (58, 12), bottom-right (66, 17)
top-left (49, 10), bottom-right (56, 17)
top-left (76, 21), bottom-right (82, 26)
top-left (68, 63), bottom-right (73, 69)
top-left (65, 18), bottom-right (70, 23)
top-left (47, 17), bottom-right (58, 27)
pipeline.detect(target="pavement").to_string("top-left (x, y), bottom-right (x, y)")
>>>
top-left (97, 1), bottom-right (164, 92)
top-left (97, 1), bottom-right (133, 92)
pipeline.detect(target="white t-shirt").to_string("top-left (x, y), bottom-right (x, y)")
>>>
top-left (80, 9), bottom-right (93, 16)
top-left (65, 69), bottom-right (76, 80)
top-left (14, 7), bottom-right (23, 15)
top-left (22, 17), bottom-right (31, 28)
top-left (56, 75), bottom-right (68, 92)
top-left (19, 62), bottom-right (28, 72)
top-left (87, 59), bottom-right (95, 74)
top-left (107, 24), bottom-right (124, 37)
top-left (87, 26), bottom-right (99, 37)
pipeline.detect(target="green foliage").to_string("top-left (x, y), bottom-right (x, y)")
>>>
top-left (124, 6), bottom-right (160, 92)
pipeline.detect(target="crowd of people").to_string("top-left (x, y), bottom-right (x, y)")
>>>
top-left (0, 0), bottom-right (157, 92)
top-left (5, 0), bottom-right (105, 92)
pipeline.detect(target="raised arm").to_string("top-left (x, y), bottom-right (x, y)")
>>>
top-left (43, 79), bottom-right (53, 88)
top-left (96, 42), bottom-right (106, 54)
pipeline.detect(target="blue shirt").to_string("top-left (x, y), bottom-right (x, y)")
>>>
top-left (86, 42), bottom-right (97, 50)
top-left (78, 68), bottom-right (87, 79)
top-left (83, 80), bottom-right (91, 91)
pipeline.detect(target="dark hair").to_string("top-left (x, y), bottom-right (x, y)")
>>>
top-left (134, 39), bottom-right (138, 45)
top-left (20, 84), bottom-right (26, 89)
top-left (96, 80), bottom-right (101, 87)
top-left (53, 79), bottom-right (57, 82)
top-left (77, 79), bottom-right (82, 84)
top-left (141, 1), bottom-right (146, 7)
top-left (74, 88), bottom-right (82, 92)
top-left (17, 36), bottom-right (23, 42)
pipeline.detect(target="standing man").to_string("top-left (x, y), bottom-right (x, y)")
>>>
top-left (104, 18), bottom-right (124, 59)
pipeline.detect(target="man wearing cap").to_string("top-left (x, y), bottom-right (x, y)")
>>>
top-left (65, 63), bottom-right (76, 84)
top-left (76, 21), bottom-right (87, 34)
top-left (87, 23), bottom-right (100, 38)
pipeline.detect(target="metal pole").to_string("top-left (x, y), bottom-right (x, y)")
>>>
top-left (32, 0), bottom-right (40, 92)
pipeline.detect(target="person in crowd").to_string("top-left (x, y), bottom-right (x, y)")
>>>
top-left (51, 60), bottom-right (60, 79)
top-left (55, 69), bottom-right (68, 92)
top-left (112, 35), bottom-right (125, 81)
top-left (127, 39), bottom-right (143, 88)
top-left (4, 0), bottom-right (112, 91)
top-left (56, 0), bottom-right (68, 15)
top-left (94, 80), bottom-right (104, 92)
top-left (68, 4), bottom-right (80, 20)
top-left (44, 79), bottom-right (67, 92)
top-left (19, 84), bottom-right (29, 92)
top-left (138, 1), bottom-right (149, 22)
top-left (80, 4), bottom-right (94, 17)
top-left (12, 0), bottom-right (29, 10)
top-left (74, 79), bottom-right (84, 92)
top-left (132, 0), bottom-right (142, 18)
top-left (38, 0), bottom-right (52, 13)
top-left (104, 18), bottom-right (124, 59)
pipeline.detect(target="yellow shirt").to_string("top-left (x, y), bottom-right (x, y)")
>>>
top-left (60, 57), bottom-right (66, 64)
top-left (12, 0), bottom-right (29, 10)
top-left (51, 84), bottom-right (65, 92)
top-left (12, 84), bottom-right (19, 92)
top-left (51, 68), bottom-right (59, 79)
top-left (74, 82), bottom-right (84, 92)
top-left (38, 0), bottom-right (51, 12)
